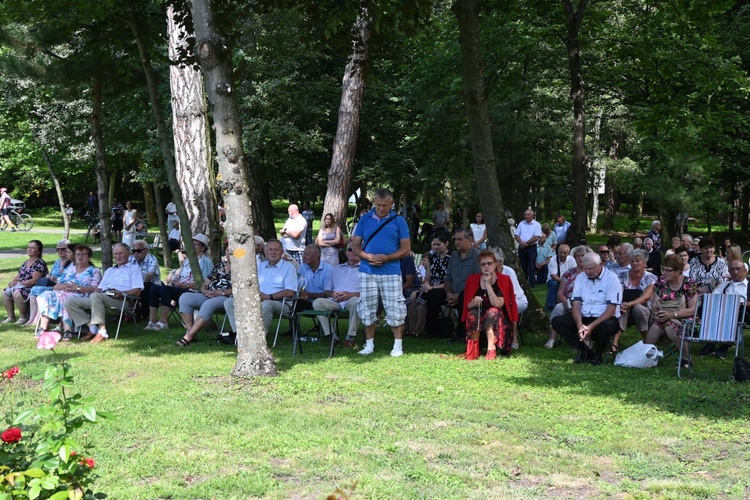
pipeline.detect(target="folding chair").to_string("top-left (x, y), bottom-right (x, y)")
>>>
top-left (295, 309), bottom-right (338, 358)
top-left (107, 295), bottom-right (142, 340)
top-left (679, 293), bottom-right (746, 378)
top-left (272, 295), bottom-right (299, 349)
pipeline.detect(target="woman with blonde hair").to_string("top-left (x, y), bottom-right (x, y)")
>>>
top-left (315, 213), bottom-right (343, 267)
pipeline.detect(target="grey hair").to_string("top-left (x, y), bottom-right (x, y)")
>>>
top-left (571, 245), bottom-right (593, 257)
top-left (629, 248), bottom-right (649, 262)
top-left (651, 220), bottom-right (661, 229)
top-left (133, 239), bottom-right (148, 249)
top-left (582, 252), bottom-right (602, 266)
top-left (620, 243), bottom-right (634, 254)
top-left (491, 246), bottom-right (505, 262)
top-left (682, 234), bottom-right (693, 243)
top-left (454, 227), bottom-right (474, 241)
top-left (57, 239), bottom-right (71, 247)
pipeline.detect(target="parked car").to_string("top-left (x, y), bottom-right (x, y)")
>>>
top-left (10, 199), bottom-right (25, 212)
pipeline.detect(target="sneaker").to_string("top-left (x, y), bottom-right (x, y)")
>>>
top-left (144, 322), bottom-right (158, 331)
top-left (544, 338), bottom-right (555, 349)
top-left (390, 347), bottom-right (404, 357)
top-left (358, 345), bottom-right (374, 355)
top-left (511, 342), bottom-right (519, 350)
top-left (152, 322), bottom-right (168, 331)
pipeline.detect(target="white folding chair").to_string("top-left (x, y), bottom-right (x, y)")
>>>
top-left (679, 293), bottom-right (746, 378)
top-left (107, 295), bottom-right (142, 340)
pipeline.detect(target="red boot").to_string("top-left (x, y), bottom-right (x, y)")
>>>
top-left (485, 348), bottom-right (496, 360)
top-left (465, 338), bottom-right (480, 361)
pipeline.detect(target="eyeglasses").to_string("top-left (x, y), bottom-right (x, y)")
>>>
top-left (56, 248), bottom-right (68, 252)
top-left (599, 250), bottom-right (610, 254)
top-left (132, 248), bottom-right (147, 254)
top-left (662, 268), bottom-right (674, 273)
top-left (479, 261), bottom-right (495, 266)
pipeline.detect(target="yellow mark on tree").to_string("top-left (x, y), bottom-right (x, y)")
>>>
top-left (233, 248), bottom-right (247, 259)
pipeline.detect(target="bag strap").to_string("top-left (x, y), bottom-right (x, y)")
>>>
top-left (362, 215), bottom-right (397, 252)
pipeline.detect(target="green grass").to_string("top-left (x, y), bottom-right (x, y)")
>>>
top-left (3, 322), bottom-right (750, 499)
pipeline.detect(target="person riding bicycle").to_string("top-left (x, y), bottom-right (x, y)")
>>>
top-left (0, 188), bottom-right (17, 231)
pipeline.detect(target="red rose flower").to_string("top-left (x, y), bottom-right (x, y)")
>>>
top-left (1, 427), bottom-right (22, 443)
top-left (2, 366), bottom-right (19, 379)
top-left (80, 457), bottom-right (95, 469)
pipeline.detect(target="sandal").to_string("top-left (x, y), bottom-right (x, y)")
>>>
top-left (61, 331), bottom-right (73, 342)
top-left (609, 343), bottom-right (619, 356)
top-left (176, 336), bottom-right (194, 347)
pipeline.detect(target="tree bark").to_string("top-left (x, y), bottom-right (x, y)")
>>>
top-left (589, 110), bottom-right (603, 233)
top-left (190, 0), bottom-right (276, 377)
top-left (322, 1), bottom-right (372, 232)
top-left (32, 134), bottom-right (69, 239)
top-left (125, 8), bottom-right (206, 284)
top-left (91, 74), bottom-right (113, 269)
top-left (561, 0), bottom-right (590, 244)
top-left (452, 0), bottom-right (547, 332)
top-left (166, 4), bottom-right (221, 258)
top-left (152, 181), bottom-right (172, 267)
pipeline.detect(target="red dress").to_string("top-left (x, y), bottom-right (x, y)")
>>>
top-left (462, 272), bottom-right (518, 354)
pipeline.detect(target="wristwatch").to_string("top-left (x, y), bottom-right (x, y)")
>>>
top-left (270, 294), bottom-right (275, 301)
top-left (77, 286), bottom-right (80, 292)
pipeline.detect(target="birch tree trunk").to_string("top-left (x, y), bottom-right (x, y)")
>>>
top-left (35, 140), bottom-right (70, 239)
top-left (91, 74), bottom-right (113, 269)
top-left (190, 0), bottom-right (276, 377)
top-left (322, 1), bottom-right (371, 231)
top-left (562, 0), bottom-right (590, 245)
top-left (452, 0), bottom-right (548, 332)
top-left (128, 8), bottom-right (206, 284)
top-left (167, 4), bottom-right (221, 257)
top-left (590, 110), bottom-right (604, 233)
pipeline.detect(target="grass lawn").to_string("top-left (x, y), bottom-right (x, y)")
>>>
top-left (2, 211), bottom-right (750, 498)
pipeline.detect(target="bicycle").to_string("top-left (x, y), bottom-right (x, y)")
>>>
top-left (1, 209), bottom-right (33, 232)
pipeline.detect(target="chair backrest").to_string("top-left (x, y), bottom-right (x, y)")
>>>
top-left (697, 293), bottom-right (744, 342)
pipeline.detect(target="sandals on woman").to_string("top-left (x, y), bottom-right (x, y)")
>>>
top-left (608, 343), bottom-right (619, 356)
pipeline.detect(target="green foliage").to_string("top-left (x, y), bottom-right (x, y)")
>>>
top-left (0, 338), bottom-right (109, 499)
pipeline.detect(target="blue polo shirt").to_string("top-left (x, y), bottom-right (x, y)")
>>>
top-left (354, 209), bottom-right (410, 276)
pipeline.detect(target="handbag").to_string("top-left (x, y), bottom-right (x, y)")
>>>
top-left (35, 277), bottom-right (53, 287)
top-left (614, 341), bottom-right (663, 368)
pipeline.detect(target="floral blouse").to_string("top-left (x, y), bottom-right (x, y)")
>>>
top-left (560, 267), bottom-right (583, 299)
top-left (428, 252), bottom-right (450, 287)
top-left (689, 256), bottom-right (728, 290)
top-left (652, 276), bottom-right (698, 303)
top-left (206, 262), bottom-right (231, 291)
top-left (16, 259), bottom-right (49, 300)
top-left (618, 270), bottom-right (659, 291)
top-left (59, 264), bottom-right (102, 294)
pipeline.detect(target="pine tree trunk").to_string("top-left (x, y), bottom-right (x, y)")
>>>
top-left (190, 0), bottom-right (276, 378)
top-left (322, 2), bottom-right (371, 232)
top-left (166, 5), bottom-right (221, 260)
top-left (452, 0), bottom-right (548, 332)
top-left (91, 74), bottom-right (113, 269)
top-left (562, 0), bottom-right (590, 244)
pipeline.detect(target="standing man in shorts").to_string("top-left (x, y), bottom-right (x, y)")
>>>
top-left (351, 188), bottom-right (411, 356)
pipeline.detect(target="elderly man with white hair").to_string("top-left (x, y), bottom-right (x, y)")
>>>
top-left (550, 252), bottom-right (621, 365)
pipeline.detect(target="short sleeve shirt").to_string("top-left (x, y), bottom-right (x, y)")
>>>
top-left (572, 267), bottom-right (621, 318)
top-left (353, 209), bottom-right (410, 275)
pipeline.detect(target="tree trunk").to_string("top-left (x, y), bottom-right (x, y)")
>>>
top-left (589, 110), bottom-right (603, 233)
top-left (152, 181), bottom-right (172, 267)
top-left (452, 0), bottom-right (547, 332)
top-left (561, 0), bottom-right (590, 245)
top-left (91, 74), bottom-right (113, 269)
top-left (166, 5), bottom-right (221, 259)
top-left (190, 0), bottom-right (276, 378)
top-left (322, 1), bottom-right (371, 232)
top-left (125, 8), bottom-right (205, 285)
top-left (34, 138), bottom-right (70, 240)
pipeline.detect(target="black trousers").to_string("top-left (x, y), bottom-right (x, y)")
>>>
top-left (551, 312), bottom-right (620, 359)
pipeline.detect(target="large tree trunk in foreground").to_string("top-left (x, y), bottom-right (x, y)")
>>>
top-left (562, 0), bottom-right (590, 245)
top-left (166, 4), bottom-right (221, 257)
top-left (452, 0), bottom-right (547, 332)
top-left (323, 2), bottom-right (371, 232)
top-left (91, 74), bottom-right (112, 269)
top-left (127, 8), bottom-right (207, 285)
top-left (190, 0), bottom-right (276, 377)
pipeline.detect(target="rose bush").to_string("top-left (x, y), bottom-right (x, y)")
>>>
top-left (0, 331), bottom-right (110, 499)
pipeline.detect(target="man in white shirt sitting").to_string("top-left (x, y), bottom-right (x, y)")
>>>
top-left (313, 244), bottom-right (361, 347)
top-left (550, 253), bottom-right (621, 365)
top-left (701, 259), bottom-right (748, 359)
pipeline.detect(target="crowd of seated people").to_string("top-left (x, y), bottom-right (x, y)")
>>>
top-left (6, 207), bottom-right (748, 373)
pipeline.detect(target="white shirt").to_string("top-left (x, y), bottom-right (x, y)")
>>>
top-left (548, 255), bottom-right (576, 280)
top-left (713, 279), bottom-right (748, 302)
top-left (514, 219), bottom-right (542, 243)
top-left (98, 262), bottom-right (144, 293)
top-left (500, 265), bottom-right (528, 313)
top-left (470, 223), bottom-right (486, 243)
top-left (572, 267), bottom-right (621, 318)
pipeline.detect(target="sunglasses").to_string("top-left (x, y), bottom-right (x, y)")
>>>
top-left (479, 261), bottom-right (495, 266)
top-left (56, 248), bottom-right (68, 251)
top-left (132, 248), bottom-right (147, 254)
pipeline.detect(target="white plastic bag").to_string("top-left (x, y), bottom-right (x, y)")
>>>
top-left (614, 340), bottom-right (663, 368)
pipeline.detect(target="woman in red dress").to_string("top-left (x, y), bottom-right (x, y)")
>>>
top-left (460, 250), bottom-right (518, 360)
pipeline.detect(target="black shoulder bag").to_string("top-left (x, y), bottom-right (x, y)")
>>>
top-left (361, 215), bottom-right (397, 253)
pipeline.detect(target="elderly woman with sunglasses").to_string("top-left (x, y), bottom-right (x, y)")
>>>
top-left (23, 240), bottom-right (75, 327)
top-left (459, 250), bottom-right (517, 360)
